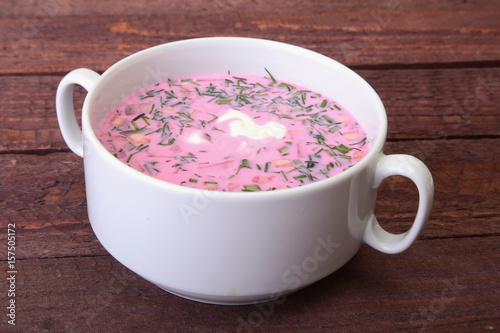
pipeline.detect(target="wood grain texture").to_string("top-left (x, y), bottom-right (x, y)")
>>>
top-left (2, 237), bottom-right (498, 332)
top-left (1, 137), bottom-right (498, 260)
top-left (0, 68), bottom-right (498, 152)
top-left (0, 0), bottom-right (499, 331)
top-left (1, 0), bottom-right (499, 74)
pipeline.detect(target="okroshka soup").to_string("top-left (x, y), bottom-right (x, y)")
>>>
top-left (56, 37), bottom-right (433, 305)
top-left (98, 72), bottom-right (371, 192)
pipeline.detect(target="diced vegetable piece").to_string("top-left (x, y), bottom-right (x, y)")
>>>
top-left (343, 130), bottom-right (360, 140)
top-left (126, 132), bottom-right (151, 145)
top-left (251, 175), bottom-right (274, 184)
top-left (126, 103), bottom-right (152, 115)
top-left (161, 107), bottom-right (175, 114)
top-left (204, 182), bottom-right (219, 191)
top-left (351, 150), bottom-right (367, 161)
top-left (277, 104), bottom-right (290, 113)
top-left (111, 117), bottom-right (126, 127)
top-left (272, 159), bottom-right (293, 168)
top-left (228, 183), bottom-right (240, 192)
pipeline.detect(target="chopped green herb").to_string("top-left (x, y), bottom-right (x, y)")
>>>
top-left (158, 137), bottom-right (176, 146)
top-left (277, 82), bottom-right (296, 91)
top-left (277, 145), bottom-right (288, 154)
top-left (334, 144), bottom-right (352, 154)
top-left (131, 113), bottom-right (150, 130)
top-left (164, 90), bottom-right (177, 98)
top-left (216, 98), bottom-right (233, 104)
top-left (101, 69), bottom-right (369, 192)
top-left (264, 68), bottom-right (277, 84)
top-left (243, 184), bottom-right (261, 191)
top-left (280, 170), bottom-right (289, 181)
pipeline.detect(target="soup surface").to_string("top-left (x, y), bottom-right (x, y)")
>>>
top-left (98, 71), bottom-right (370, 191)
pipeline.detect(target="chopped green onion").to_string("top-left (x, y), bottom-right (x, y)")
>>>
top-left (264, 68), bottom-right (277, 84)
top-left (243, 184), bottom-right (261, 191)
top-left (277, 145), bottom-right (288, 154)
top-left (216, 98), bottom-right (233, 104)
top-left (164, 90), bottom-right (177, 98)
top-left (334, 144), bottom-right (352, 154)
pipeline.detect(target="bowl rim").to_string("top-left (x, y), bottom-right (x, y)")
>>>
top-left (82, 36), bottom-right (388, 199)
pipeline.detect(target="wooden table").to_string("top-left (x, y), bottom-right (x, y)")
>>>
top-left (1, 0), bottom-right (499, 331)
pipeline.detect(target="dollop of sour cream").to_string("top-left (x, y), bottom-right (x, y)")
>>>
top-left (217, 109), bottom-right (286, 140)
top-left (186, 131), bottom-right (206, 144)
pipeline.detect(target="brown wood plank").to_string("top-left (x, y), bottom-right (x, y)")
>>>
top-left (0, 76), bottom-right (86, 152)
top-left (2, 236), bottom-right (498, 331)
top-left (378, 138), bottom-right (500, 237)
top-left (1, 0), bottom-right (499, 19)
top-left (363, 68), bottom-right (500, 140)
top-left (1, 0), bottom-right (499, 73)
top-left (0, 68), bottom-right (498, 152)
top-left (1, 1), bottom-right (497, 332)
top-left (0, 137), bottom-right (498, 260)
top-left (0, 152), bottom-right (106, 259)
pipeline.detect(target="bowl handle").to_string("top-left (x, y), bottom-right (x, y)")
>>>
top-left (56, 68), bottom-right (101, 157)
top-left (363, 154), bottom-right (434, 254)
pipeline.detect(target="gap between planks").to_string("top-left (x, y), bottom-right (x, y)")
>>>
top-left (0, 62), bottom-right (499, 78)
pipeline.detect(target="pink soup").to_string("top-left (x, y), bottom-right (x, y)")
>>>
top-left (98, 71), bottom-right (370, 192)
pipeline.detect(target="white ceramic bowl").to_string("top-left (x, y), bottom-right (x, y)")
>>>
top-left (56, 37), bottom-right (434, 305)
